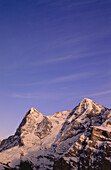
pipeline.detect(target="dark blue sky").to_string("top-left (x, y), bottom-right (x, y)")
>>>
top-left (0, 0), bottom-right (111, 139)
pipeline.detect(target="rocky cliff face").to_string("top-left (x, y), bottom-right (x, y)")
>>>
top-left (0, 98), bottom-right (111, 170)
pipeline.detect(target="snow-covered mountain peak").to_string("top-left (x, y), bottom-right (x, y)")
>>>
top-left (81, 98), bottom-right (93, 103)
top-left (0, 99), bottom-right (111, 170)
top-left (75, 98), bottom-right (93, 115)
top-left (15, 108), bottom-right (43, 137)
top-left (80, 98), bottom-right (93, 107)
top-left (78, 98), bottom-right (105, 114)
top-left (30, 107), bottom-right (40, 114)
top-left (28, 107), bottom-right (43, 117)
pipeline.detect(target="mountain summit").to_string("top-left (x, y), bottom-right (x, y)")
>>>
top-left (0, 98), bottom-right (111, 170)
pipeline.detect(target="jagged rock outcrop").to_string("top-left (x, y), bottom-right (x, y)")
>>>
top-left (0, 135), bottom-right (19, 152)
top-left (0, 98), bottom-right (111, 170)
top-left (34, 117), bottom-right (53, 139)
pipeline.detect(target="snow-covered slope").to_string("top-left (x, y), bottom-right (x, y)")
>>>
top-left (0, 98), bottom-right (111, 170)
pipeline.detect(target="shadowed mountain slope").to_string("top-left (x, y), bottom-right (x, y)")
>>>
top-left (0, 98), bottom-right (111, 170)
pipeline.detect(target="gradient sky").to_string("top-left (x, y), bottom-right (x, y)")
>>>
top-left (0, 0), bottom-right (111, 139)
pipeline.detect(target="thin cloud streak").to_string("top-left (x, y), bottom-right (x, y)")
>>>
top-left (31, 49), bottom-right (111, 67)
top-left (10, 93), bottom-right (48, 99)
top-left (79, 90), bottom-right (111, 99)
top-left (10, 89), bottom-right (111, 100)
top-left (16, 72), bottom-right (95, 86)
top-left (47, 72), bottom-right (94, 83)
top-left (1, 48), bottom-right (111, 71)
top-left (10, 92), bottom-right (67, 99)
top-left (31, 55), bottom-right (83, 66)
top-left (87, 90), bottom-right (111, 97)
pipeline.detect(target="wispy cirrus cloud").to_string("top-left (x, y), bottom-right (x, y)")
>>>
top-left (10, 93), bottom-right (48, 99)
top-left (31, 55), bottom-right (83, 66)
top-left (10, 91), bottom-right (67, 99)
top-left (79, 89), bottom-right (111, 99)
top-left (10, 89), bottom-right (111, 100)
top-left (31, 49), bottom-right (111, 67)
top-left (16, 72), bottom-right (95, 86)
top-left (45, 72), bottom-right (94, 84)
top-left (1, 48), bottom-right (111, 71)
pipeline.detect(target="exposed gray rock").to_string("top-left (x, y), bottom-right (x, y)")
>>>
top-left (0, 98), bottom-right (111, 170)
top-left (34, 117), bottom-right (53, 139)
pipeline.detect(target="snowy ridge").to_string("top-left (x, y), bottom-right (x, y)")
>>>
top-left (0, 98), bottom-right (111, 170)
